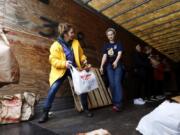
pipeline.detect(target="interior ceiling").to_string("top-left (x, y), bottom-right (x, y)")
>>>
top-left (76, 0), bottom-right (180, 62)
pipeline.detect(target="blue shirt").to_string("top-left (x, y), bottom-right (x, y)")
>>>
top-left (102, 42), bottom-right (123, 64)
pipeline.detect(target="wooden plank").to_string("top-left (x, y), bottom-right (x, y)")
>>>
top-left (94, 69), bottom-right (112, 104)
top-left (87, 90), bottom-right (99, 108)
top-left (133, 19), bottom-right (180, 36)
top-left (139, 26), bottom-right (180, 40)
top-left (102, 0), bottom-right (145, 18)
top-left (99, 0), bottom-right (121, 12)
top-left (105, 0), bottom-right (148, 19)
top-left (91, 89), bottom-right (104, 107)
top-left (141, 25), bottom-right (180, 38)
top-left (156, 43), bottom-right (179, 50)
top-left (144, 34), bottom-right (180, 44)
top-left (149, 39), bottom-right (180, 47)
top-left (127, 10), bottom-right (180, 30)
top-left (93, 69), bottom-right (108, 105)
top-left (114, 0), bottom-right (173, 23)
top-left (122, 2), bottom-right (179, 28)
top-left (129, 11), bottom-right (180, 32)
top-left (88, 0), bottom-right (113, 10)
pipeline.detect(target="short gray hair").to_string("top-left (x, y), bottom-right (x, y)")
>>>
top-left (106, 28), bottom-right (116, 35)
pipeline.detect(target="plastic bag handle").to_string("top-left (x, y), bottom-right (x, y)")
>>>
top-left (69, 64), bottom-right (75, 72)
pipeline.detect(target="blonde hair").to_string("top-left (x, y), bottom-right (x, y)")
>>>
top-left (58, 22), bottom-right (73, 37)
top-left (106, 28), bottom-right (116, 35)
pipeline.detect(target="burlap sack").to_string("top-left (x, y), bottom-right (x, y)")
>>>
top-left (0, 94), bottom-right (22, 124)
top-left (0, 40), bottom-right (20, 83)
top-left (0, 92), bottom-right (39, 124)
top-left (21, 92), bottom-right (39, 121)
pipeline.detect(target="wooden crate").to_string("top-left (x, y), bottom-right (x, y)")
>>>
top-left (68, 68), bottom-right (112, 112)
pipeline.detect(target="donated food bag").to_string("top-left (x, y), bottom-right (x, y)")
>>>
top-left (0, 94), bottom-right (22, 124)
top-left (70, 66), bottom-right (98, 95)
top-left (21, 92), bottom-right (38, 121)
top-left (0, 39), bottom-right (19, 83)
top-left (0, 92), bottom-right (39, 124)
top-left (136, 100), bottom-right (180, 135)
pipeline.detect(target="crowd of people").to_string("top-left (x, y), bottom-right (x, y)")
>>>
top-left (132, 44), bottom-right (172, 105)
top-left (39, 23), bottom-right (125, 123)
top-left (38, 22), bottom-right (176, 123)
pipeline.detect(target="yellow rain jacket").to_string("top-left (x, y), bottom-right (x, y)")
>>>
top-left (49, 39), bottom-right (87, 86)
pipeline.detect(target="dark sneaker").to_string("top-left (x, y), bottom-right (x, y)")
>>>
top-left (156, 95), bottom-right (166, 100)
top-left (150, 96), bottom-right (159, 101)
top-left (38, 110), bottom-right (49, 123)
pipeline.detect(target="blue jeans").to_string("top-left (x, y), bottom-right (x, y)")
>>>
top-left (44, 70), bottom-right (88, 110)
top-left (106, 63), bottom-right (123, 107)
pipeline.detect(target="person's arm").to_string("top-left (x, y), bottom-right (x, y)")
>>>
top-left (112, 51), bottom-right (122, 69)
top-left (77, 40), bottom-right (87, 66)
top-left (49, 43), bottom-right (67, 69)
top-left (150, 58), bottom-right (159, 68)
top-left (100, 54), bottom-right (107, 74)
top-left (79, 45), bottom-right (87, 65)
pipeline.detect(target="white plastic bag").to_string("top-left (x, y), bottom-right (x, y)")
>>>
top-left (136, 100), bottom-right (180, 135)
top-left (70, 66), bottom-right (98, 95)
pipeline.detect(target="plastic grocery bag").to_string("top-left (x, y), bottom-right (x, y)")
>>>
top-left (136, 100), bottom-right (180, 135)
top-left (70, 65), bottom-right (98, 95)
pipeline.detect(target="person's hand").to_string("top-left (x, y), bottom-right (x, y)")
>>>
top-left (87, 64), bottom-right (91, 68)
top-left (83, 59), bottom-right (88, 65)
top-left (100, 67), bottom-right (104, 74)
top-left (112, 61), bottom-right (118, 69)
top-left (66, 61), bottom-right (72, 68)
top-left (82, 59), bottom-right (88, 68)
top-left (84, 64), bottom-right (91, 72)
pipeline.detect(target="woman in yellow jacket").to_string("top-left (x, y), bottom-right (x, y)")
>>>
top-left (39, 23), bottom-right (93, 123)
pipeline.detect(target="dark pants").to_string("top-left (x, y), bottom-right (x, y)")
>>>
top-left (44, 69), bottom-right (88, 110)
top-left (144, 70), bottom-right (154, 98)
top-left (163, 71), bottom-right (171, 92)
top-left (133, 76), bottom-right (146, 99)
top-left (133, 69), bottom-right (146, 99)
top-left (106, 63), bottom-right (123, 107)
top-left (153, 80), bottom-right (163, 96)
